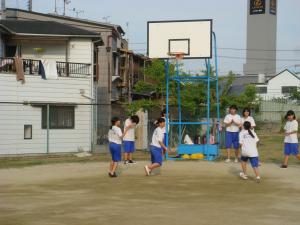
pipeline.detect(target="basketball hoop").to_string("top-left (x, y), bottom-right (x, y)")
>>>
top-left (168, 52), bottom-right (185, 65)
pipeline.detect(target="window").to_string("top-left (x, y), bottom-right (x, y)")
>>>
top-left (256, 86), bottom-right (267, 94)
top-left (24, 125), bottom-right (32, 139)
top-left (42, 106), bottom-right (75, 129)
top-left (281, 86), bottom-right (297, 95)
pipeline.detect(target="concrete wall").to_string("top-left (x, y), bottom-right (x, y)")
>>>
top-left (0, 73), bottom-right (93, 155)
top-left (244, 0), bottom-right (277, 75)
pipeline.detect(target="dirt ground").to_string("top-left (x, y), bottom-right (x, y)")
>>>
top-left (0, 161), bottom-right (300, 225)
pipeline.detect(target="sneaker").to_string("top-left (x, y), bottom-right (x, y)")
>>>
top-left (234, 158), bottom-right (239, 163)
top-left (108, 172), bottom-right (118, 178)
top-left (280, 165), bottom-right (288, 169)
top-left (128, 160), bottom-right (136, 164)
top-left (256, 176), bottom-right (261, 183)
top-left (239, 172), bottom-right (248, 180)
top-left (144, 165), bottom-right (151, 176)
top-left (124, 160), bottom-right (129, 165)
top-left (225, 159), bottom-right (231, 163)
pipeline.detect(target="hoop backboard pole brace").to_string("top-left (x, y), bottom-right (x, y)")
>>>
top-left (213, 32), bottom-right (221, 156)
top-left (165, 59), bottom-right (170, 159)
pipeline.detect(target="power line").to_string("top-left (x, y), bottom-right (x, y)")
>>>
top-left (130, 45), bottom-right (300, 52)
top-left (218, 55), bottom-right (300, 62)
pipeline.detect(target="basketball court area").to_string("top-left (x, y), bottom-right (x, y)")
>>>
top-left (0, 161), bottom-right (299, 225)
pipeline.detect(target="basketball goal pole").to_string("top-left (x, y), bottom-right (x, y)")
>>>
top-left (164, 32), bottom-right (220, 160)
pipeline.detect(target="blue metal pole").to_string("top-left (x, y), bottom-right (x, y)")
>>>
top-left (165, 60), bottom-right (170, 159)
top-left (206, 59), bottom-right (211, 160)
top-left (176, 60), bottom-right (182, 146)
top-left (213, 32), bottom-right (221, 156)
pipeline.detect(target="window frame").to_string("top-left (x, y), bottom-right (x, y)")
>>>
top-left (41, 106), bottom-right (75, 130)
top-left (256, 86), bottom-right (267, 94)
top-left (281, 86), bottom-right (297, 95)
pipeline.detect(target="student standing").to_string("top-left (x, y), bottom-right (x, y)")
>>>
top-left (281, 110), bottom-right (300, 168)
top-left (224, 105), bottom-right (242, 163)
top-left (241, 108), bottom-right (256, 130)
top-left (108, 117), bottom-right (128, 178)
top-left (123, 115), bottom-right (140, 164)
top-left (239, 121), bottom-right (261, 182)
top-left (144, 118), bottom-right (168, 176)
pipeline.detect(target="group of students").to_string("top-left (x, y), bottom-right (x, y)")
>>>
top-left (224, 105), bottom-right (300, 181)
top-left (108, 106), bottom-right (300, 180)
top-left (107, 111), bottom-right (168, 178)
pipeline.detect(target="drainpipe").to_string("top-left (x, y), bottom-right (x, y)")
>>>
top-left (46, 104), bottom-right (50, 154)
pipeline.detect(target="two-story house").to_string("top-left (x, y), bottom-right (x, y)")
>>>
top-left (0, 19), bottom-right (101, 154)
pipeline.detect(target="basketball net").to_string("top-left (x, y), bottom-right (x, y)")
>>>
top-left (169, 52), bottom-right (185, 65)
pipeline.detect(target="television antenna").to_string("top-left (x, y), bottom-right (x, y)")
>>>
top-left (63, 0), bottom-right (71, 16)
top-left (72, 8), bottom-right (84, 17)
top-left (102, 16), bottom-right (111, 23)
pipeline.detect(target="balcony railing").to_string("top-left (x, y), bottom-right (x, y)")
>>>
top-left (0, 57), bottom-right (91, 78)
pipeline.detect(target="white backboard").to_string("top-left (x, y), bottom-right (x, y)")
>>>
top-left (147, 20), bottom-right (212, 59)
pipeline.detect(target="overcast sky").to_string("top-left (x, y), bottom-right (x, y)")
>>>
top-left (6, 0), bottom-right (300, 75)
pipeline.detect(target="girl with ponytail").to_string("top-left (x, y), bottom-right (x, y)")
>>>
top-left (239, 121), bottom-right (261, 182)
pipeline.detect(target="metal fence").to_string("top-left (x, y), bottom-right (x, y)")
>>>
top-left (258, 99), bottom-right (300, 122)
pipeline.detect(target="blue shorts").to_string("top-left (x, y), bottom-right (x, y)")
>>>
top-left (109, 142), bottom-right (122, 162)
top-left (123, 141), bottom-right (135, 153)
top-left (241, 156), bottom-right (259, 168)
top-left (150, 145), bottom-right (163, 166)
top-left (225, 131), bottom-right (239, 149)
top-left (284, 143), bottom-right (299, 156)
top-left (163, 133), bottom-right (167, 146)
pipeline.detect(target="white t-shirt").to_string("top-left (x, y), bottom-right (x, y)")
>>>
top-left (239, 130), bottom-right (259, 157)
top-left (108, 126), bottom-right (123, 144)
top-left (284, 120), bottom-right (298, 143)
top-left (123, 119), bottom-right (136, 141)
top-left (151, 127), bottom-right (164, 148)
top-left (224, 114), bottom-right (242, 132)
top-left (241, 116), bottom-right (256, 129)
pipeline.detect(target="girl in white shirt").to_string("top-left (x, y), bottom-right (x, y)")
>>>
top-left (108, 117), bottom-right (128, 178)
top-left (144, 118), bottom-right (168, 176)
top-left (239, 121), bottom-right (261, 182)
top-left (241, 108), bottom-right (256, 130)
top-left (281, 110), bottom-right (300, 168)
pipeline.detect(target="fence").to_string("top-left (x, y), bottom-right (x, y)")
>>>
top-left (258, 99), bottom-right (300, 122)
top-left (0, 57), bottom-right (91, 78)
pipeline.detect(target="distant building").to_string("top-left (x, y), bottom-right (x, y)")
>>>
top-left (244, 0), bottom-right (277, 75)
top-left (226, 70), bottom-right (300, 100)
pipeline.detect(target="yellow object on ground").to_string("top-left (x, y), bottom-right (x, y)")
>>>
top-left (182, 154), bottom-right (190, 159)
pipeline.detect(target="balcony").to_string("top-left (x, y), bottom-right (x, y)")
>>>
top-left (0, 57), bottom-right (92, 78)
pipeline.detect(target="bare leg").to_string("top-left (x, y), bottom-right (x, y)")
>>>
top-left (234, 149), bottom-right (239, 159)
top-left (226, 148), bottom-right (231, 159)
top-left (296, 154), bottom-right (300, 160)
top-left (111, 162), bottom-right (118, 174)
top-left (124, 153), bottom-right (128, 161)
top-left (109, 161), bottom-right (114, 172)
top-left (241, 161), bottom-right (247, 174)
top-left (283, 155), bottom-right (289, 166)
top-left (129, 153), bottom-right (133, 161)
top-left (253, 167), bottom-right (260, 177)
top-left (148, 163), bottom-right (161, 171)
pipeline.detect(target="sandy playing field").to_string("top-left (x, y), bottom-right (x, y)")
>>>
top-left (0, 161), bottom-right (299, 225)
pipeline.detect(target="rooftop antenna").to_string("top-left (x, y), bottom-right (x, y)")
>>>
top-left (0, 0), bottom-right (5, 19)
top-left (72, 8), bottom-right (84, 18)
top-left (102, 16), bottom-right (111, 23)
top-left (54, 0), bottom-right (57, 14)
top-left (63, 0), bottom-right (71, 16)
top-left (27, 0), bottom-right (32, 11)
